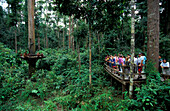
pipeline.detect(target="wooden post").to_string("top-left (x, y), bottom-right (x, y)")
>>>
top-left (122, 84), bottom-right (126, 99)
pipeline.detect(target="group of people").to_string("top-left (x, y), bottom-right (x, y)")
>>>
top-left (105, 53), bottom-right (147, 79)
top-left (105, 54), bottom-right (170, 78)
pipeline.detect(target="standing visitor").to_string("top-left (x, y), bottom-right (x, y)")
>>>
top-left (111, 56), bottom-right (116, 68)
top-left (159, 56), bottom-right (162, 73)
top-left (137, 53), bottom-right (143, 79)
top-left (122, 55), bottom-right (126, 65)
top-left (134, 55), bottom-right (138, 73)
top-left (160, 59), bottom-right (169, 75)
top-left (141, 53), bottom-right (147, 73)
top-left (105, 55), bottom-right (109, 63)
top-left (114, 54), bottom-right (119, 65)
top-left (119, 55), bottom-right (124, 72)
top-left (109, 56), bottom-right (113, 67)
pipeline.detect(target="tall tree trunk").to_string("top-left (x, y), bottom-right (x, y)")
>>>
top-left (143, 31), bottom-right (146, 52)
top-left (97, 31), bottom-right (100, 54)
top-left (129, 0), bottom-right (135, 99)
top-left (63, 28), bottom-right (65, 49)
top-left (58, 29), bottom-right (60, 49)
top-left (72, 16), bottom-right (75, 51)
top-left (28, 0), bottom-right (35, 54)
top-left (15, 29), bottom-right (17, 53)
top-left (89, 25), bottom-right (92, 85)
top-left (85, 19), bottom-right (88, 49)
top-left (44, 37), bottom-right (46, 48)
top-left (167, 0), bottom-right (170, 36)
top-left (86, 37), bottom-right (88, 49)
top-left (62, 15), bottom-right (65, 50)
top-left (69, 16), bottom-right (71, 49)
top-left (97, 31), bottom-right (100, 63)
top-left (45, 0), bottom-right (48, 49)
top-left (147, 0), bottom-right (160, 70)
top-left (46, 28), bottom-right (48, 48)
top-left (28, 0), bottom-right (35, 78)
top-left (78, 41), bottom-right (81, 75)
top-left (38, 33), bottom-right (40, 50)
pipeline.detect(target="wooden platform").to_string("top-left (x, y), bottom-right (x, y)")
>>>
top-left (104, 63), bottom-right (146, 85)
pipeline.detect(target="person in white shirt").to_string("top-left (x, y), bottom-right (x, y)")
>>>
top-left (160, 59), bottom-right (169, 75)
top-left (134, 55), bottom-right (138, 73)
top-left (137, 53), bottom-right (143, 79)
top-left (160, 59), bottom-right (169, 68)
top-left (134, 55), bottom-right (138, 65)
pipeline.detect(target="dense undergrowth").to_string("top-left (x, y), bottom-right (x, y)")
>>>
top-left (0, 43), bottom-right (170, 110)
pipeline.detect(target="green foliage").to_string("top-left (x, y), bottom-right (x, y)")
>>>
top-left (116, 62), bottom-right (170, 111)
top-left (0, 43), bottom-right (27, 110)
top-left (0, 43), bottom-right (120, 110)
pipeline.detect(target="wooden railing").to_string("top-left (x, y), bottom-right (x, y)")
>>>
top-left (104, 63), bottom-right (146, 82)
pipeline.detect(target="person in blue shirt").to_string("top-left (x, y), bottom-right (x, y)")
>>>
top-left (111, 56), bottom-right (116, 68)
top-left (159, 56), bottom-right (163, 73)
top-left (109, 56), bottom-right (113, 67)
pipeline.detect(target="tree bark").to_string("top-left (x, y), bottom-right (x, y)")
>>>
top-left (78, 41), bottom-right (81, 75)
top-left (44, 37), bottom-right (45, 48)
top-left (15, 29), bottom-right (17, 53)
top-left (89, 24), bottom-right (92, 85)
top-left (45, 0), bottom-right (48, 48)
top-left (167, 0), bottom-right (170, 36)
top-left (72, 16), bottom-right (75, 51)
top-left (69, 16), bottom-right (71, 49)
top-left (63, 27), bottom-right (65, 50)
top-left (147, 0), bottom-right (160, 70)
top-left (28, 0), bottom-right (35, 54)
top-left (46, 28), bottom-right (48, 48)
top-left (97, 31), bottom-right (100, 54)
top-left (62, 15), bottom-right (65, 50)
top-left (38, 33), bottom-right (40, 50)
top-left (143, 31), bottom-right (146, 52)
top-left (97, 31), bottom-right (100, 63)
top-left (129, 0), bottom-right (135, 99)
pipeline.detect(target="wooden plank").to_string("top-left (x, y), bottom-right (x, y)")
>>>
top-left (104, 68), bottom-right (126, 85)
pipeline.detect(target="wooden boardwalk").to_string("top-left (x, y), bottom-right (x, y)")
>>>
top-left (104, 63), bottom-right (146, 85)
top-left (104, 63), bottom-right (170, 98)
top-left (104, 63), bottom-right (146, 98)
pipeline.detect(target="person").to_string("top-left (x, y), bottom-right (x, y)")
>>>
top-left (160, 59), bottom-right (170, 81)
top-left (118, 55), bottom-right (124, 72)
top-left (125, 57), bottom-right (129, 66)
top-left (105, 55), bottom-right (109, 65)
top-left (141, 53), bottom-right (147, 73)
top-left (114, 54), bottom-right (119, 65)
top-left (160, 59), bottom-right (169, 68)
top-left (137, 53), bottom-right (143, 79)
top-left (122, 55), bottom-right (126, 65)
top-left (159, 56), bottom-right (162, 73)
top-left (134, 55), bottom-right (138, 73)
top-left (109, 56), bottom-right (113, 67)
top-left (111, 56), bottom-right (116, 68)
top-left (105, 55), bottom-right (109, 62)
